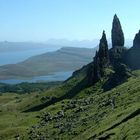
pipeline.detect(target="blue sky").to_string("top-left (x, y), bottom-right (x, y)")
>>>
top-left (0, 0), bottom-right (139, 41)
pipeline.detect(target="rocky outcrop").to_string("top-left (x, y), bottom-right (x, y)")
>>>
top-left (133, 30), bottom-right (140, 48)
top-left (88, 15), bottom-right (131, 86)
top-left (111, 14), bottom-right (125, 47)
top-left (124, 30), bottom-right (140, 70)
top-left (89, 31), bottom-right (110, 84)
top-left (110, 14), bottom-right (127, 66)
top-left (98, 31), bottom-right (110, 68)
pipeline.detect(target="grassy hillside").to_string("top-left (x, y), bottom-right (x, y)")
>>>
top-left (0, 47), bottom-right (96, 80)
top-left (0, 68), bottom-right (140, 139)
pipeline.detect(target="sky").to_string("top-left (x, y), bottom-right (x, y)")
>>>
top-left (0, 0), bottom-right (140, 42)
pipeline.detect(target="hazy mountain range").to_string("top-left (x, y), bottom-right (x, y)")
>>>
top-left (0, 41), bottom-right (61, 52)
top-left (0, 47), bottom-right (97, 80)
top-left (0, 39), bottom-right (132, 53)
top-left (46, 38), bottom-right (133, 48)
top-left (0, 39), bottom-right (133, 80)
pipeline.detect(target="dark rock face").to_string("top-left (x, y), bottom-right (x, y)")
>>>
top-left (133, 30), bottom-right (140, 48)
top-left (111, 14), bottom-right (125, 47)
top-left (89, 31), bottom-right (110, 84)
top-left (103, 63), bottom-right (131, 91)
top-left (124, 30), bottom-right (140, 70)
top-left (93, 51), bottom-right (101, 82)
top-left (98, 31), bottom-right (110, 68)
top-left (109, 46), bottom-right (127, 66)
top-left (87, 15), bottom-right (132, 87)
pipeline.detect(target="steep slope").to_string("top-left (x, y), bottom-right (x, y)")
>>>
top-left (0, 70), bottom-right (140, 140)
top-left (32, 74), bottom-right (140, 140)
top-left (0, 47), bottom-right (96, 80)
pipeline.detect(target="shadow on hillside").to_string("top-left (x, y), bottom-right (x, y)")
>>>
top-left (103, 65), bottom-right (132, 92)
top-left (102, 77), bottom-right (128, 92)
top-left (23, 78), bottom-right (88, 112)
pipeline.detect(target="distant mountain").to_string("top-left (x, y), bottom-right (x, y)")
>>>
top-left (0, 38), bottom-right (133, 80)
top-left (0, 39), bottom-right (132, 54)
top-left (0, 41), bottom-right (61, 52)
top-left (46, 39), bottom-right (99, 48)
top-left (0, 47), bottom-right (97, 79)
top-left (46, 38), bottom-right (133, 48)
top-left (0, 42), bottom-right (63, 65)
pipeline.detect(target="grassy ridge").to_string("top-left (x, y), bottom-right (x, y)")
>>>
top-left (0, 70), bottom-right (140, 139)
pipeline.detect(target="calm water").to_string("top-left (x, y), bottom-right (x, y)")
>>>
top-left (0, 47), bottom-right (60, 65)
top-left (0, 71), bottom-right (73, 84)
top-left (0, 46), bottom-right (72, 84)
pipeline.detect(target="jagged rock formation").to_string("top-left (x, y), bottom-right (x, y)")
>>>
top-left (88, 15), bottom-right (131, 87)
top-left (98, 31), bottom-right (110, 68)
top-left (109, 46), bottom-right (127, 66)
top-left (103, 63), bottom-right (131, 91)
top-left (133, 30), bottom-right (140, 48)
top-left (88, 31), bottom-right (110, 84)
top-left (111, 14), bottom-right (125, 47)
top-left (93, 51), bottom-right (101, 83)
top-left (110, 14), bottom-right (127, 66)
top-left (124, 30), bottom-right (140, 70)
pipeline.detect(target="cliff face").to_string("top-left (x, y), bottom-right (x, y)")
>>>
top-left (88, 15), bottom-right (131, 86)
top-left (88, 31), bottom-right (110, 84)
top-left (133, 30), bottom-right (140, 48)
top-left (110, 14), bottom-right (127, 66)
top-left (111, 14), bottom-right (125, 48)
top-left (124, 30), bottom-right (140, 70)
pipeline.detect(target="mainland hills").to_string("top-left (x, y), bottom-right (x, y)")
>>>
top-left (0, 47), bottom-right (96, 79)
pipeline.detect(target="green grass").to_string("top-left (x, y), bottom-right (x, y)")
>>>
top-left (0, 70), bottom-right (140, 139)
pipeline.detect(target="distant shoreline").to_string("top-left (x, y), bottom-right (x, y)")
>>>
top-left (0, 71), bottom-right (73, 84)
